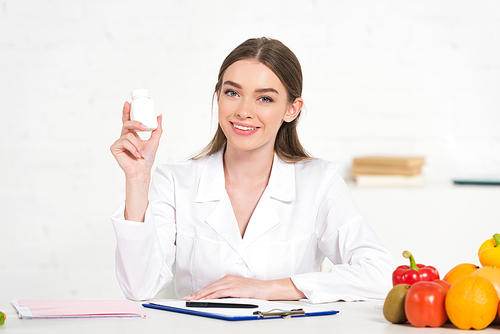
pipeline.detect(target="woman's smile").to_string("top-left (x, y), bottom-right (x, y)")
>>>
top-left (218, 59), bottom-right (290, 153)
top-left (231, 121), bottom-right (259, 135)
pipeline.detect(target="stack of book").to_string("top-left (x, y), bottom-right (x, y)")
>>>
top-left (351, 156), bottom-right (425, 187)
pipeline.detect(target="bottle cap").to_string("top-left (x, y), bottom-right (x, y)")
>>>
top-left (131, 89), bottom-right (150, 99)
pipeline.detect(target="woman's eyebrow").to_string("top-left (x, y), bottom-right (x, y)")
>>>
top-left (223, 80), bottom-right (242, 89)
top-left (255, 87), bottom-right (279, 94)
top-left (223, 81), bottom-right (279, 94)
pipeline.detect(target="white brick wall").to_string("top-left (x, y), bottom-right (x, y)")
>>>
top-left (1, 0), bottom-right (499, 299)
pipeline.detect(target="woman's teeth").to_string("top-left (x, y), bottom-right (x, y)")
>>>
top-left (233, 124), bottom-right (257, 131)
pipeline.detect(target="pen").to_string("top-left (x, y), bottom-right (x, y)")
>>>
top-left (186, 301), bottom-right (258, 309)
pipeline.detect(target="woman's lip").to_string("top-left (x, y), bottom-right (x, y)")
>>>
top-left (230, 121), bottom-right (259, 135)
top-left (231, 121), bottom-right (259, 128)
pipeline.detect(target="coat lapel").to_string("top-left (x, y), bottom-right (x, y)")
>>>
top-left (242, 155), bottom-right (296, 248)
top-left (194, 151), bottom-right (297, 262)
top-left (195, 150), bottom-right (246, 259)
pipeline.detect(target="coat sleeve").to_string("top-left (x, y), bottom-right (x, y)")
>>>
top-left (111, 166), bottom-right (177, 301)
top-left (290, 170), bottom-right (395, 303)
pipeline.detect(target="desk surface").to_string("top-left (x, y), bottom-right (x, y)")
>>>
top-left (1, 299), bottom-right (499, 333)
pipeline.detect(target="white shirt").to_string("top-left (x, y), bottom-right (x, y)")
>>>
top-left (111, 149), bottom-right (395, 303)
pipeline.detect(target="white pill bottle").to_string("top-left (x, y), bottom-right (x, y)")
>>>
top-left (130, 89), bottom-right (157, 131)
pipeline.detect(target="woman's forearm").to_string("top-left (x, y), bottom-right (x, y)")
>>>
top-left (270, 278), bottom-right (306, 301)
top-left (124, 172), bottom-right (151, 222)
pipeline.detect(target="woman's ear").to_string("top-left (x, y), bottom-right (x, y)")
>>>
top-left (283, 97), bottom-right (304, 123)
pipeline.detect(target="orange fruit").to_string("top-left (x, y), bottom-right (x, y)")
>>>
top-left (443, 263), bottom-right (479, 285)
top-left (472, 266), bottom-right (500, 299)
top-left (445, 276), bottom-right (499, 330)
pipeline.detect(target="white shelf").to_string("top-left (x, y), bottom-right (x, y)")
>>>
top-left (346, 179), bottom-right (500, 276)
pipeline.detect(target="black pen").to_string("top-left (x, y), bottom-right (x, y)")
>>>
top-left (186, 301), bottom-right (258, 309)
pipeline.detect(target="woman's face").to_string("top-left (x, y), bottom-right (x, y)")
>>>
top-left (217, 59), bottom-right (301, 155)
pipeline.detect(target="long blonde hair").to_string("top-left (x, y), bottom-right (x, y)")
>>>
top-left (194, 37), bottom-right (311, 163)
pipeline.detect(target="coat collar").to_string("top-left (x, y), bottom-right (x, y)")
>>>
top-left (268, 154), bottom-right (296, 202)
top-left (194, 149), bottom-right (225, 203)
top-left (194, 149), bottom-right (296, 203)
top-left (194, 149), bottom-right (297, 259)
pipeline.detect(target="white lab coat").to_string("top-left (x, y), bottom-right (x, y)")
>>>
top-left (111, 149), bottom-right (395, 303)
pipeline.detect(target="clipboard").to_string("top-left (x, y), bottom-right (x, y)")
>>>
top-left (142, 299), bottom-right (338, 321)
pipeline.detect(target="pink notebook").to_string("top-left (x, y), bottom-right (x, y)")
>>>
top-left (13, 300), bottom-right (146, 319)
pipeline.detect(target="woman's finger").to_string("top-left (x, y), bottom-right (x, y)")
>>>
top-left (185, 283), bottom-right (221, 300)
top-left (112, 133), bottom-right (143, 158)
top-left (121, 120), bottom-right (147, 136)
top-left (110, 137), bottom-right (137, 159)
top-left (185, 275), bottom-right (241, 300)
top-left (120, 138), bottom-right (143, 159)
top-left (196, 283), bottom-right (248, 300)
top-left (200, 290), bottom-right (232, 300)
top-left (123, 132), bottom-right (144, 156)
top-left (149, 114), bottom-right (163, 142)
top-left (121, 101), bottom-right (131, 124)
top-left (186, 284), bottom-right (221, 300)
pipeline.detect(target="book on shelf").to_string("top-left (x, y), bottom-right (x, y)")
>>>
top-left (352, 156), bottom-right (425, 168)
top-left (351, 174), bottom-right (424, 187)
top-left (351, 165), bottom-right (422, 176)
top-left (351, 156), bottom-right (425, 187)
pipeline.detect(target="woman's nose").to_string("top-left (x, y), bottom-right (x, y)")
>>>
top-left (236, 98), bottom-right (255, 118)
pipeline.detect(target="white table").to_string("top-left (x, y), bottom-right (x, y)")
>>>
top-left (1, 299), bottom-right (499, 333)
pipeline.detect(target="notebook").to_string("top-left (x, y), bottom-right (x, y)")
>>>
top-left (12, 299), bottom-right (146, 319)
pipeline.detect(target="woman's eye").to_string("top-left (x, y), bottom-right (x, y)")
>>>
top-left (225, 90), bottom-right (238, 97)
top-left (259, 96), bottom-right (273, 103)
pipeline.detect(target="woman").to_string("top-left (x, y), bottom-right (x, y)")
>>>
top-left (110, 37), bottom-right (394, 303)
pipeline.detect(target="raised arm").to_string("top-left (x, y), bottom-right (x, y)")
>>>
top-left (110, 101), bottom-right (163, 222)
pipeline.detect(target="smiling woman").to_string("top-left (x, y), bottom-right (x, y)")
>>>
top-left (215, 59), bottom-right (302, 156)
top-left (195, 37), bottom-right (309, 163)
top-left (110, 37), bottom-right (395, 303)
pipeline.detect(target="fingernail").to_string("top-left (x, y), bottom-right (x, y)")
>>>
top-left (139, 124), bottom-right (146, 130)
top-left (135, 151), bottom-right (141, 159)
top-left (140, 150), bottom-right (145, 158)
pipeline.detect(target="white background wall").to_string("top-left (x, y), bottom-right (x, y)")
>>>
top-left (1, 0), bottom-right (499, 300)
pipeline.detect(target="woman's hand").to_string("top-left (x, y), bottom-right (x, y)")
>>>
top-left (110, 101), bottom-right (162, 222)
top-left (110, 101), bottom-right (162, 180)
top-left (184, 274), bottom-right (306, 301)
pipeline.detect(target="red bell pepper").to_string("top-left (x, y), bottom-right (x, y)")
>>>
top-left (392, 251), bottom-right (440, 286)
top-left (404, 280), bottom-right (448, 327)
